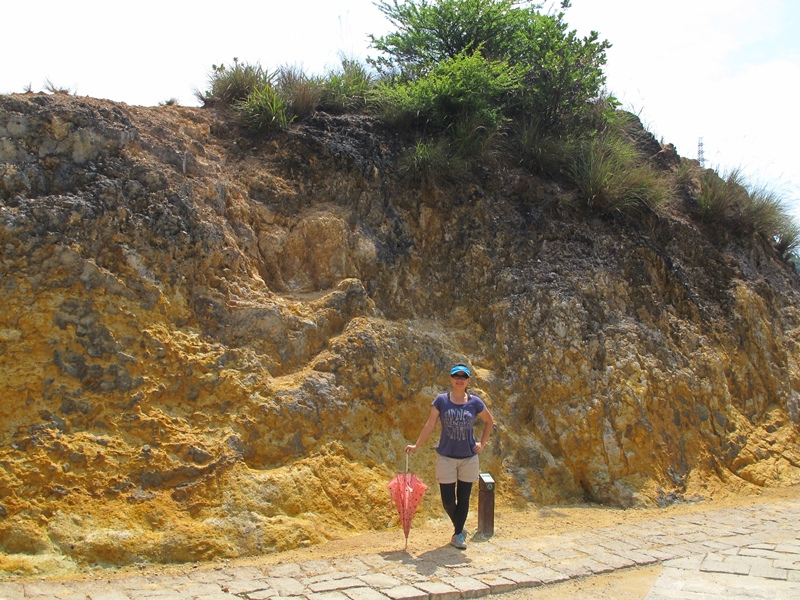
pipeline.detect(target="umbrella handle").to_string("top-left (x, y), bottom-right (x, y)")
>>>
top-left (406, 452), bottom-right (409, 473)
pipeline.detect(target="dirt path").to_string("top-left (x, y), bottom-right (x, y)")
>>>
top-left (245, 484), bottom-right (800, 567)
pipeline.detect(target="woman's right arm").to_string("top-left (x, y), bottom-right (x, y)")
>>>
top-left (405, 405), bottom-right (440, 454)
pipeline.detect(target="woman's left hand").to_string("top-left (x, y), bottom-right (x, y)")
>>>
top-left (473, 442), bottom-right (483, 453)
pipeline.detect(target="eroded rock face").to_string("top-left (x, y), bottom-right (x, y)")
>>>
top-left (1, 94), bottom-right (799, 571)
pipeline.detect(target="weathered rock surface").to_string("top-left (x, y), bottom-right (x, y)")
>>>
top-left (1, 93), bottom-right (799, 572)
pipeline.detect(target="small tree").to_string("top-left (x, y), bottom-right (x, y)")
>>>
top-left (369, 0), bottom-right (523, 76)
top-left (369, 0), bottom-right (610, 132)
top-left (374, 49), bottom-right (522, 132)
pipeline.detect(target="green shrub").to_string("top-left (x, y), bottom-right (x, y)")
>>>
top-left (385, 52), bottom-right (513, 187)
top-left (374, 50), bottom-right (521, 133)
top-left (197, 58), bottom-right (271, 106)
top-left (514, 19), bottom-right (611, 134)
top-left (371, 81), bottom-right (416, 128)
top-left (370, 0), bottom-right (519, 76)
top-left (369, 0), bottom-right (610, 133)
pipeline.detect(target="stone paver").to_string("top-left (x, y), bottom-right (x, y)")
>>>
top-left (473, 574), bottom-right (517, 595)
top-left (439, 576), bottom-right (490, 598)
top-left (1, 498), bottom-right (798, 599)
top-left (382, 585), bottom-right (428, 600)
top-left (342, 588), bottom-right (391, 600)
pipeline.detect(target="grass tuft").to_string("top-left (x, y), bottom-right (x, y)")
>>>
top-left (237, 85), bottom-right (295, 132)
top-left (398, 138), bottom-right (470, 188)
top-left (197, 58), bottom-right (271, 106)
top-left (564, 131), bottom-right (668, 214)
top-left (688, 167), bottom-right (799, 257)
top-left (276, 65), bottom-right (322, 121)
top-left (43, 79), bottom-right (73, 95)
top-left (508, 116), bottom-right (569, 176)
top-left (318, 58), bottom-right (374, 114)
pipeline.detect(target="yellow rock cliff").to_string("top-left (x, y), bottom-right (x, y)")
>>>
top-left (1, 94), bottom-right (799, 572)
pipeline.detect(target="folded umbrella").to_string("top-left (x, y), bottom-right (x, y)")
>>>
top-left (387, 454), bottom-right (428, 550)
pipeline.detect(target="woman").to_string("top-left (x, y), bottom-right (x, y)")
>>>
top-left (405, 363), bottom-right (494, 549)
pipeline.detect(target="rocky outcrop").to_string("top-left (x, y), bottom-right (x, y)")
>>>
top-left (1, 93), bottom-right (799, 572)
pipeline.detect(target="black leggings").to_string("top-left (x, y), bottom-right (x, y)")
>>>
top-left (439, 481), bottom-right (473, 535)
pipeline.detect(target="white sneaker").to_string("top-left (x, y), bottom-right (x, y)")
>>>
top-left (450, 533), bottom-right (467, 549)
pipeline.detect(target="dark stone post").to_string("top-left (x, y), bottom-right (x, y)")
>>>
top-left (477, 473), bottom-right (495, 536)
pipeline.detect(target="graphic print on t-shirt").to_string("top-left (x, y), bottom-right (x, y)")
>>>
top-left (442, 406), bottom-right (473, 441)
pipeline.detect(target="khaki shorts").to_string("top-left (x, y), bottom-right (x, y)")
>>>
top-left (436, 454), bottom-right (480, 484)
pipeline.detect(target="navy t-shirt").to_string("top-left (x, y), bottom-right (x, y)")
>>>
top-left (432, 392), bottom-right (486, 458)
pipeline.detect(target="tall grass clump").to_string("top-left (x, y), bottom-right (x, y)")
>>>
top-left (563, 128), bottom-right (668, 214)
top-left (198, 60), bottom-right (319, 132)
top-left (787, 252), bottom-right (800, 274)
top-left (774, 219), bottom-right (800, 258)
top-left (690, 168), bottom-right (800, 257)
top-left (693, 168), bottom-right (749, 224)
top-left (509, 116), bottom-right (571, 176)
top-left (746, 184), bottom-right (800, 257)
top-left (237, 84), bottom-right (295, 131)
top-left (398, 138), bottom-right (470, 187)
top-left (446, 112), bottom-right (502, 163)
top-left (275, 65), bottom-right (322, 120)
top-left (318, 58), bottom-right (374, 114)
top-left (197, 58), bottom-right (270, 106)
top-left (508, 94), bottom-right (620, 178)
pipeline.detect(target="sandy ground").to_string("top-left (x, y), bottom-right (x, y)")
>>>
top-left (8, 483), bottom-right (799, 594)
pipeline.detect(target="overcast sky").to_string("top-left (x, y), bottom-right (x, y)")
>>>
top-left (3, 0), bottom-right (798, 219)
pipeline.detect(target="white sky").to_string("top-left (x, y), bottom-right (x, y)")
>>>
top-left (2, 0), bottom-right (798, 219)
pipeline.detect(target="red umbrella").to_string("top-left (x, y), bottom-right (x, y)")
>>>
top-left (387, 455), bottom-right (428, 550)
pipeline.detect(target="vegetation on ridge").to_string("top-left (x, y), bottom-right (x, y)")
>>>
top-left (195, 0), bottom-right (798, 261)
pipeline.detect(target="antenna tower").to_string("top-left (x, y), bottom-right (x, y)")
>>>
top-left (697, 137), bottom-right (705, 168)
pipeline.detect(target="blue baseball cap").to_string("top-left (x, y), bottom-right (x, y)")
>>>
top-left (450, 364), bottom-right (471, 377)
